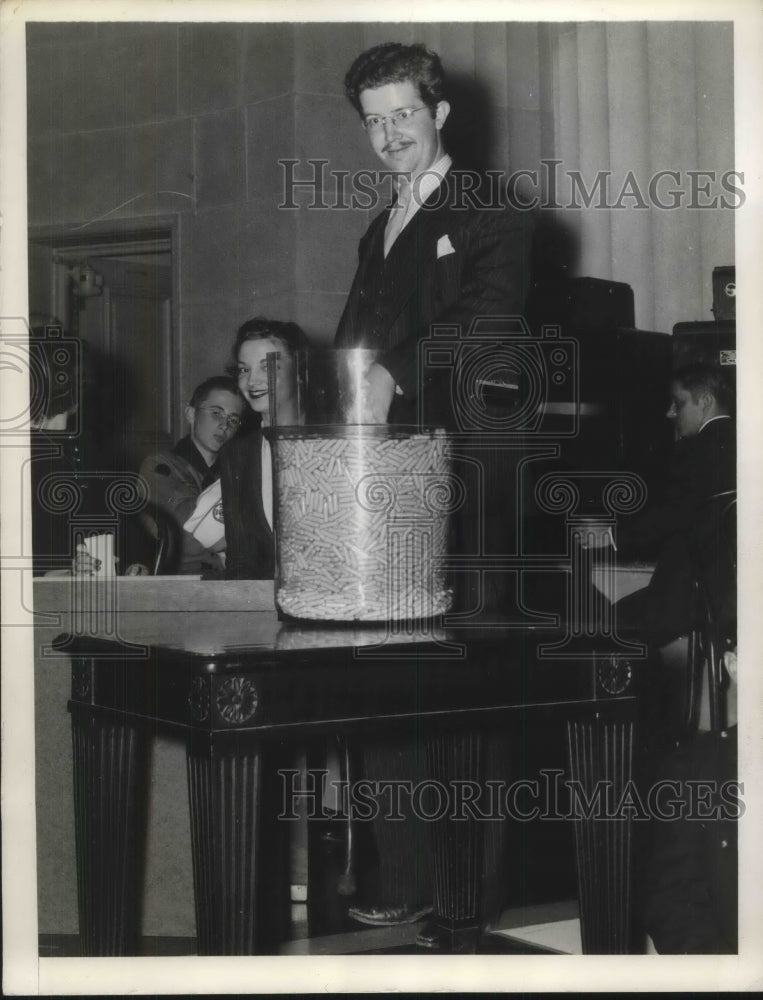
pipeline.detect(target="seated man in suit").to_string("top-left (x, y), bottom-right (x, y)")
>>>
top-left (139, 376), bottom-right (245, 576)
top-left (613, 362), bottom-right (736, 647)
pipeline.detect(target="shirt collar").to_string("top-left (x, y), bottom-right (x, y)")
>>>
top-left (394, 153), bottom-right (452, 206)
top-left (175, 434), bottom-right (216, 480)
top-left (699, 414), bottom-right (732, 433)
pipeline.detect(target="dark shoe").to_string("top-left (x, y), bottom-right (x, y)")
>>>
top-left (348, 902), bottom-right (432, 927)
top-left (415, 918), bottom-right (441, 949)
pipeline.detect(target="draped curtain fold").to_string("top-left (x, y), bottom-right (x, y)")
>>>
top-left (547, 21), bottom-right (735, 333)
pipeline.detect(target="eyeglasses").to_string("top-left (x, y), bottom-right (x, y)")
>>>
top-left (196, 406), bottom-right (242, 429)
top-left (361, 106), bottom-right (429, 133)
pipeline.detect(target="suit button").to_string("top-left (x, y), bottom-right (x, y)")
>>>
top-left (721, 839), bottom-right (729, 849)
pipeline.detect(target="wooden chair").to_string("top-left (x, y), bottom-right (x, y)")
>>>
top-left (125, 501), bottom-right (181, 575)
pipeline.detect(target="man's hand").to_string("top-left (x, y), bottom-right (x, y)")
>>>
top-left (73, 543), bottom-right (102, 575)
top-left (72, 544), bottom-right (123, 575)
top-left (362, 362), bottom-right (396, 423)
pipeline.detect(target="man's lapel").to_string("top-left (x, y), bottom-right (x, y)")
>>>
top-left (383, 170), bottom-right (457, 322)
top-left (360, 206), bottom-right (389, 257)
top-left (354, 208), bottom-right (389, 291)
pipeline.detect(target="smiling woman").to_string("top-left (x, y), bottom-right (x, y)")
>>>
top-left (217, 317), bottom-right (309, 580)
top-left (234, 332), bottom-right (301, 427)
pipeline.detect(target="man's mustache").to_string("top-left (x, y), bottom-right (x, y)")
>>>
top-left (383, 140), bottom-right (413, 153)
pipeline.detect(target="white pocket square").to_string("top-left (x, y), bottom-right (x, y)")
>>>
top-left (437, 234), bottom-right (456, 258)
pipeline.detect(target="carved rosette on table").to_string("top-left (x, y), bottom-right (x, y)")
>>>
top-left (214, 676), bottom-right (259, 725)
top-left (187, 675), bottom-right (211, 722)
top-left (597, 654), bottom-right (633, 696)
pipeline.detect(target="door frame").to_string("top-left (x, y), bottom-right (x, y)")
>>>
top-left (28, 218), bottom-right (180, 442)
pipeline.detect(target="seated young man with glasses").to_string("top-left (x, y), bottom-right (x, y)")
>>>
top-left (139, 375), bottom-right (245, 576)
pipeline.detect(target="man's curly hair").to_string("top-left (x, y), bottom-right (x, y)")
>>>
top-left (344, 42), bottom-right (446, 117)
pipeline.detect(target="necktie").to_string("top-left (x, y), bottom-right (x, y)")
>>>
top-left (384, 182), bottom-right (411, 257)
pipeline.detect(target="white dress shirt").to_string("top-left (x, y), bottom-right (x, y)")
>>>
top-left (384, 152), bottom-right (452, 257)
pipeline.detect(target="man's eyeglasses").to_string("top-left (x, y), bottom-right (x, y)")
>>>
top-left (361, 106), bottom-right (429, 133)
top-left (196, 406), bottom-right (242, 429)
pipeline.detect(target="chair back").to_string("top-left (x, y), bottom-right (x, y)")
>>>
top-left (694, 489), bottom-right (736, 636)
top-left (137, 501), bottom-right (182, 575)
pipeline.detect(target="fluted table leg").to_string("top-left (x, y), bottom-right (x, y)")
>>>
top-left (186, 736), bottom-right (264, 954)
top-left (70, 707), bottom-right (150, 956)
top-left (566, 717), bottom-right (635, 953)
top-left (426, 729), bottom-right (484, 952)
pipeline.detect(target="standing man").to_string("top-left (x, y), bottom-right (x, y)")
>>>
top-left (335, 42), bottom-right (532, 939)
top-left (139, 376), bottom-right (245, 576)
top-left (336, 42), bottom-right (531, 425)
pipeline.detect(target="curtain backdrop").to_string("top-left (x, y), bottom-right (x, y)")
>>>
top-left (547, 21), bottom-right (734, 332)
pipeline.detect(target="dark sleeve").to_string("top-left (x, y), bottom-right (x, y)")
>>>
top-left (615, 498), bottom-right (687, 553)
top-left (219, 432), bottom-right (275, 580)
top-left (334, 217), bottom-right (384, 350)
top-left (139, 451), bottom-right (221, 572)
top-left (379, 205), bottom-right (533, 399)
top-left (616, 425), bottom-right (735, 553)
top-left (615, 438), bottom-right (702, 552)
top-left (219, 441), bottom-right (244, 578)
top-left (139, 452), bottom-right (202, 528)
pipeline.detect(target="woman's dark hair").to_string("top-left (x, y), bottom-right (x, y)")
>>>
top-left (344, 42), bottom-right (446, 116)
top-left (189, 375), bottom-right (240, 408)
top-left (228, 317), bottom-right (308, 373)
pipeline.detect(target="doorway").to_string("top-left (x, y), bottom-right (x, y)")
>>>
top-left (28, 227), bottom-right (176, 471)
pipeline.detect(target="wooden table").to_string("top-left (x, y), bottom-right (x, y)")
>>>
top-left (58, 605), bottom-right (644, 956)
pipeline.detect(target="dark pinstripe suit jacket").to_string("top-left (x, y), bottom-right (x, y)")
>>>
top-left (335, 168), bottom-right (532, 423)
